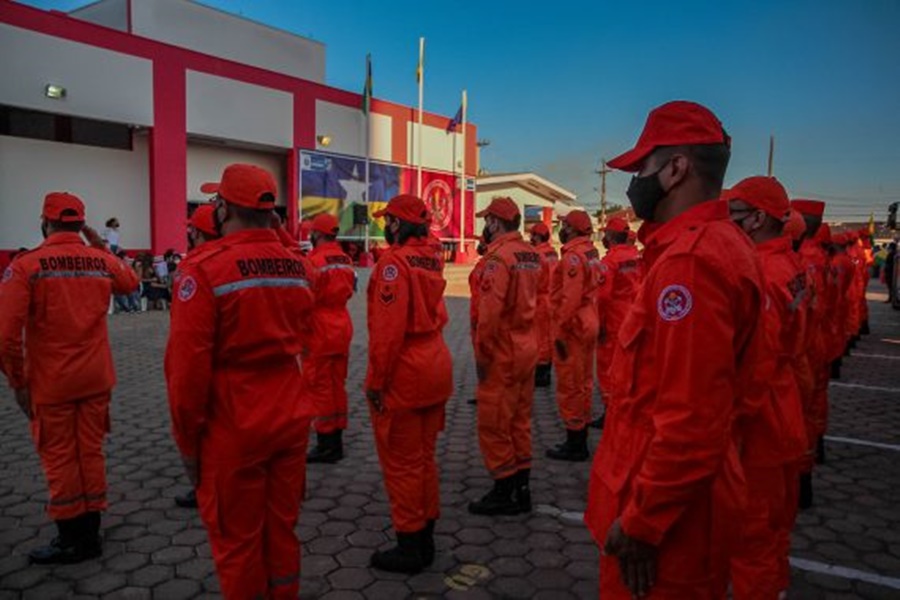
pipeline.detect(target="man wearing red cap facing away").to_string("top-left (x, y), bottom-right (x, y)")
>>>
top-left (724, 177), bottom-right (809, 599)
top-left (0, 192), bottom-right (138, 564)
top-left (468, 197), bottom-right (540, 516)
top-left (529, 222), bottom-right (558, 388)
top-left (546, 209), bottom-right (599, 462)
top-left (305, 213), bottom-right (356, 464)
top-left (594, 216), bottom-right (642, 429)
top-left (366, 194), bottom-right (453, 574)
top-left (584, 101), bottom-right (764, 599)
top-left (165, 164), bottom-right (317, 599)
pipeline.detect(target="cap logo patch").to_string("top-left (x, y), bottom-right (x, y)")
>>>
top-left (2, 266), bottom-right (12, 283)
top-left (382, 264), bottom-right (399, 282)
top-left (657, 284), bottom-right (693, 322)
top-left (178, 276), bottom-right (198, 302)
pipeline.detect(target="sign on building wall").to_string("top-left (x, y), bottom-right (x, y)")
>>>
top-left (299, 150), bottom-right (474, 240)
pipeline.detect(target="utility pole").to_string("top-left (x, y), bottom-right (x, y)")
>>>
top-left (767, 135), bottom-right (775, 177)
top-left (594, 158), bottom-right (612, 226)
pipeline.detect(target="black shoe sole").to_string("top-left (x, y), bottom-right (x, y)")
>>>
top-left (544, 450), bottom-right (589, 462)
top-left (467, 503), bottom-right (526, 516)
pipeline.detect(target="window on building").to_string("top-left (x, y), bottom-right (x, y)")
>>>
top-left (0, 105), bottom-right (132, 151)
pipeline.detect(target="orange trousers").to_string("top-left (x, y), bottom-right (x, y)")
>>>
top-left (371, 403), bottom-right (444, 533)
top-left (555, 334), bottom-right (595, 430)
top-left (30, 393), bottom-right (110, 520)
top-left (198, 420), bottom-right (311, 600)
top-left (730, 466), bottom-right (786, 600)
top-left (596, 337), bottom-right (614, 400)
top-left (476, 363), bottom-right (534, 479)
top-left (778, 462), bottom-right (801, 591)
top-left (307, 354), bottom-right (349, 434)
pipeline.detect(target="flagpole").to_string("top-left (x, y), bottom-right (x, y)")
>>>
top-left (364, 53), bottom-right (371, 254)
top-left (417, 37), bottom-right (425, 196)
top-left (459, 89), bottom-right (466, 254)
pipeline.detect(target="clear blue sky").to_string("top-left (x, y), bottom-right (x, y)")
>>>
top-left (22, 0), bottom-right (900, 220)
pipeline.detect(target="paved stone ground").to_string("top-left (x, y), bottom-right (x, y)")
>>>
top-left (0, 275), bottom-right (898, 599)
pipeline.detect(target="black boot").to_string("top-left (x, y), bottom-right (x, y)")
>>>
top-left (81, 512), bottom-right (102, 557)
top-left (468, 475), bottom-right (520, 516)
top-left (307, 430), bottom-right (344, 464)
top-left (534, 363), bottom-right (552, 388)
top-left (799, 473), bottom-right (813, 510)
top-left (420, 519), bottom-right (436, 567)
top-left (370, 530), bottom-right (425, 574)
top-left (29, 514), bottom-right (100, 565)
top-left (861, 320), bottom-right (870, 335)
top-left (589, 413), bottom-right (606, 429)
top-left (815, 436), bottom-right (826, 465)
top-left (174, 489), bottom-right (198, 508)
top-left (830, 359), bottom-right (841, 380)
top-left (546, 429), bottom-right (589, 462)
top-left (513, 469), bottom-right (532, 514)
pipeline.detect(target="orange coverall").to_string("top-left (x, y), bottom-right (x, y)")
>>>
top-left (366, 237), bottom-right (453, 533)
top-left (534, 241), bottom-right (559, 365)
top-left (165, 229), bottom-right (317, 600)
top-left (595, 243), bottom-right (642, 401)
top-left (585, 201), bottom-right (765, 599)
top-left (307, 241), bottom-right (355, 434)
top-left (469, 257), bottom-right (487, 348)
top-left (475, 231), bottom-right (540, 479)
top-left (0, 232), bottom-right (138, 520)
top-left (551, 237), bottom-right (600, 431)
top-left (731, 236), bottom-right (809, 598)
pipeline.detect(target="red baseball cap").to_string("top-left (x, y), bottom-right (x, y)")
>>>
top-left (372, 194), bottom-right (428, 224)
top-left (311, 212), bottom-right (340, 235)
top-left (723, 176), bottom-right (790, 220)
top-left (189, 204), bottom-right (218, 237)
top-left (790, 199), bottom-right (825, 218)
top-left (783, 209), bottom-right (806, 241)
top-left (563, 210), bottom-right (593, 235)
top-left (529, 222), bottom-right (550, 237)
top-left (604, 217), bottom-right (630, 233)
top-left (42, 192), bottom-right (86, 222)
top-left (201, 164), bottom-right (277, 210)
top-left (608, 101), bottom-right (730, 172)
top-left (476, 196), bottom-right (520, 221)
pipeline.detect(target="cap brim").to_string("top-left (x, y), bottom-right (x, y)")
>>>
top-left (607, 145), bottom-right (654, 172)
top-left (200, 182), bottom-right (219, 195)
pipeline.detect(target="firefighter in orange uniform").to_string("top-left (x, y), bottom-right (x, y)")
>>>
top-left (366, 194), bottom-right (453, 574)
top-left (305, 213), bottom-right (356, 464)
top-left (174, 202), bottom-right (221, 510)
top-left (546, 210), bottom-right (599, 461)
top-left (468, 197), bottom-right (540, 516)
top-left (165, 164), bottom-right (317, 599)
top-left (467, 239), bottom-right (488, 404)
top-left (530, 222), bottom-right (558, 388)
top-left (790, 199), bottom-right (828, 508)
top-left (724, 177), bottom-right (809, 599)
top-left (593, 216), bottom-right (642, 429)
top-left (585, 101), bottom-right (765, 599)
top-left (0, 192), bottom-right (139, 564)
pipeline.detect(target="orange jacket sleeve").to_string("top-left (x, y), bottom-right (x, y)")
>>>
top-left (164, 264), bottom-right (216, 459)
top-left (621, 255), bottom-right (754, 546)
top-left (0, 261), bottom-right (30, 389)
top-left (365, 260), bottom-right (410, 392)
top-left (555, 253), bottom-right (585, 336)
top-left (475, 257), bottom-right (510, 362)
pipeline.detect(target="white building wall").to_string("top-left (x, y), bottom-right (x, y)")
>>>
top-left (186, 142), bottom-right (287, 206)
top-left (69, 0), bottom-right (128, 31)
top-left (186, 71), bottom-right (294, 148)
top-left (0, 134), bottom-right (150, 250)
top-left (131, 0), bottom-right (325, 83)
top-left (315, 100), bottom-right (392, 162)
top-left (0, 23), bottom-right (153, 126)
top-left (407, 123), bottom-right (461, 173)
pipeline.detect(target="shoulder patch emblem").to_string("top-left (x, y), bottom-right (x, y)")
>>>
top-left (568, 254), bottom-right (580, 266)
top-left (657, 284), bottom-right (693, 322)
top-left (382, 264), bottom-right (399, 282)
top-left (1, 266), bottom-right (12, 284)
top-left (178, 275), bottom-right (198, 302)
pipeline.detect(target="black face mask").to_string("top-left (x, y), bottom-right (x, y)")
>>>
top-left (385, 225), bottom-right (396, 246)
top-left (626, 166), bottom-right (668, 222)
top-left (481, 226), bottom-right (493, 245)
top-left (41, 222), bottom-right (49, 239)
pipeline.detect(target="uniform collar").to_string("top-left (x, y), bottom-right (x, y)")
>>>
top-left (42, 232), bottom-right (86, 247)
top-left (310, 240), bottom-right (341, 255)
top-left (222, 228), bottom-right (279, 244)
top-left (641, 200), bottom-right (729, 263)
top-left (756, 235), bottom-right (792, 255)
top-left (562, 235), bottom-right (593, 252)
top-left (488, 230), bottom-right (522, 251)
